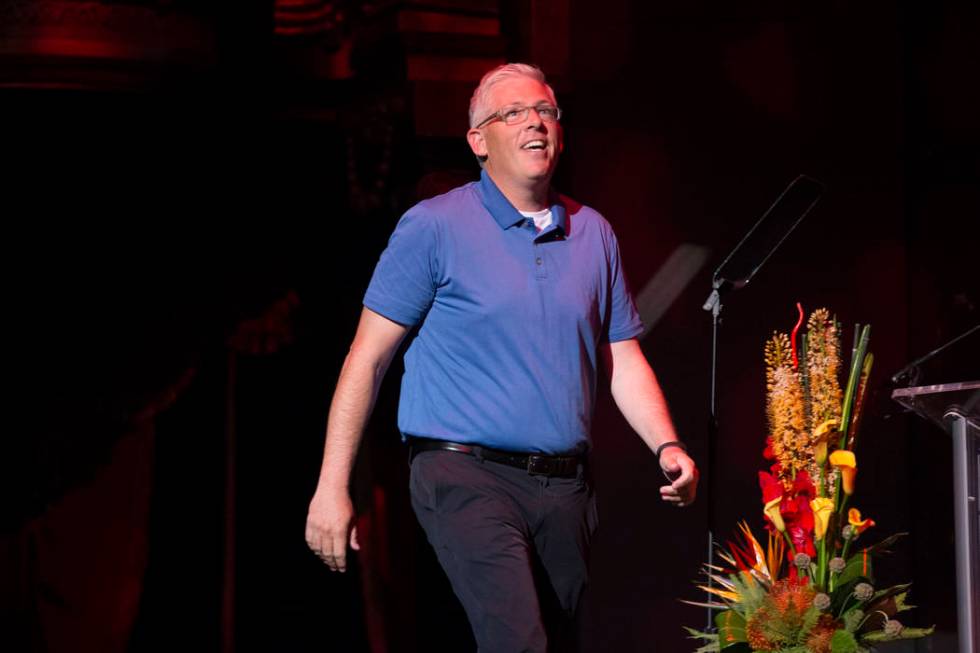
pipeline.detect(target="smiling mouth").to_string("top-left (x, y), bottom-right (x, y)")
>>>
top-left (521, 140), bottom-right (547, 151)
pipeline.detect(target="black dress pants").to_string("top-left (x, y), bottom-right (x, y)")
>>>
top-left (409, 449), bottom-right (598, 653)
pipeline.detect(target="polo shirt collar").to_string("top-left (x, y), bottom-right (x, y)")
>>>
top-left (478, 169), bottom-right (568, 235)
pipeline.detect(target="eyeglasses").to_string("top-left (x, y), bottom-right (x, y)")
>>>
top-left (475, 103), bottom-right (562, 128)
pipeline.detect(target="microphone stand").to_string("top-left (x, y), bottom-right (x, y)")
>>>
top-left (700, 175), bottom-right (824, 630)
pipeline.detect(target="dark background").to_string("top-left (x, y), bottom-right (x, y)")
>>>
top-left (1, 1), bottom-right (977, 651)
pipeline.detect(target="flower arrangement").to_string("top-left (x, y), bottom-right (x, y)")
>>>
top-left (686, 305), bottom-right (933, 652)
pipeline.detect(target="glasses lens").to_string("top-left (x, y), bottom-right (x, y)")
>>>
top-left (536, 105), bottom-right (560, 122)
top-left (502, 107), bottom-right (528, 125)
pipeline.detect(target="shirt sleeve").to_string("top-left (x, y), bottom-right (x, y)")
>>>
top-left (363, 207), bottom-right (440, 327)
top-left (604, 226), bottom-right (644, 342)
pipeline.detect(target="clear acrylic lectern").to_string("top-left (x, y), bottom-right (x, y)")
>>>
top-left (892, 381), bottom-right (980, 653)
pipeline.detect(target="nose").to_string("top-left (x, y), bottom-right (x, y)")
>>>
top-left (525, 108), bottom-right (547, 129)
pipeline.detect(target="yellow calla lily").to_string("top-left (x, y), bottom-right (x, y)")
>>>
top-left (811, 497), bottom-right (835, 541)
top-left (813, 420), bottom-right (839, 465)
top-left (763, 496), bottom-right (786, 532)
top-left (814, 441), bottom-right (828, 467)
top-left (848, 508), bottom-right (875, 535)
top-left (829, 450), bottom-right (857, 495)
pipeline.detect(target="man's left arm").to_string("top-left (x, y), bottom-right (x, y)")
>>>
top-left (599, 338), bottom-right (699, 507)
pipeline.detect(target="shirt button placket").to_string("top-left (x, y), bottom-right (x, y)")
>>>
top-left (533, 241), bottom-right (547, 280)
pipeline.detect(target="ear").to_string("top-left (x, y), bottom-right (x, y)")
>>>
top-left (467, 128), bottom-right (488, 158)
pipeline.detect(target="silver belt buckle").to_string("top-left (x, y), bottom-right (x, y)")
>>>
top-left (527, 455), bottom-right (552, 476)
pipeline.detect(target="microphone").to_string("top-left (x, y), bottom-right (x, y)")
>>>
top-left (889, 324), bottom-right (979, 386)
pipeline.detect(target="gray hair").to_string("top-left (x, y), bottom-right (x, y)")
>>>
top-left (468, 63), bottom-right (557, 128)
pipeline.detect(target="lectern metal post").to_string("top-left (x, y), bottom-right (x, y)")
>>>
top-left (947, 409), bottom-right (978, 653)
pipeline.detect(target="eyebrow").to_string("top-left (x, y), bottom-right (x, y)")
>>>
top-left (502, 101), bottom-right (555, 109)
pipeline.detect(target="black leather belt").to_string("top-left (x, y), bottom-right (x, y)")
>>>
top-left (408, 438), bottom-right (583, 478)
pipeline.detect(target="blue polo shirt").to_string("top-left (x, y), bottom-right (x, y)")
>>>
top-left (363, 171), bottom-right (643, 454)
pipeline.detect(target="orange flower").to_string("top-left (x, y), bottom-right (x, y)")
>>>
top-left (829, 450), bottom-right (857, 495)
top-left (811, 498), bottom-right (835, 541)
top-left (848, 508), bottom-right (875, 535)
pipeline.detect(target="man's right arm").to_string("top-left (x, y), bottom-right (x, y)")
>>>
top-left (305, 307), bottom-right (409, 572)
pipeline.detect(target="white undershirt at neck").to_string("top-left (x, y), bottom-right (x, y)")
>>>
top-left (519, 208), bottom-right (553, 233)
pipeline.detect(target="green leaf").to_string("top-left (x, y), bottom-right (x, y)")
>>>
top-left (693, 642), bottom-right (720, 653)
top-left (718, 645), bottom-right (751, 653)
top-left (895, 626), bottom-right (935, 639)
top-left (727, 573), bottom-right (766, 616)
top-left (862, 532), bottom-right (907, 558)
top-left (861, 625), bottom-right (935, 642)
top-left (683, 626), bottom-right (716, 641)
top-left (798, 605), bottom-right (822, 642)
top-left (831, 629), bottom-right (859, 652)
top-left (830, 578), bottom-right (863, 616)
top-left (838, 550), bottom-right (874, 586)
top-left (893, 592), bottom-right (915, 613)
top-left (683, 627), bottom-right (720, 652)
top-left (714, 610), bottom-right (747, 649)
top-left (852, 583), bottom-right (914, 634)
top-left (866, 583), bottom-right (913, 611)
top-left (841, 607), bottom-right (865, 633)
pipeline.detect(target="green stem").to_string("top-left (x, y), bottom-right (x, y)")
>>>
top-left (833, 473), bottom-right (843, 514)
top-left (829, 545), bottom-right (841, 592)
top-left (816, 538), bottom-right (827, 590)
top-left (781, 530), bottom-right (798, 558)
top-left (786, 534), bottom-right (813, 584)
top-left (825, 540), bottom-right (831, 589)
top-left (839, 325), bottom-right (871, 450)
top-left (836, 594), bottom-right (857, 620)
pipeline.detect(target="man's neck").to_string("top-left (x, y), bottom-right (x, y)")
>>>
top-left (485, 170), bottom-right (550, 212)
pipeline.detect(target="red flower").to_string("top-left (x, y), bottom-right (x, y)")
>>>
top-left (789, 470), bottom-right (816, 498)
top-left (758, 470), bottom-right (817, 557)
top-left (783, 474), bottom-right (816, 557)
top-left (763, 437), bottom-right (776, 461)
top-left (759, 471), bottom-right (783, 503)
top-left (788, 523), bottom-right (817, 557)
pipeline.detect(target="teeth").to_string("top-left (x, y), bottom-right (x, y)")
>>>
top-left (522, 141), bottom-right (545, 150)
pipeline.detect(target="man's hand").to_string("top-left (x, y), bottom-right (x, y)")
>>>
top-left (658, 448), bottom-right (699, 507)
top-left (305, 488), bottom-right (361, 572)
top-left (600, 338), bottom-right (700, 508)
top-left (304, 308), bottom-right (408, 572)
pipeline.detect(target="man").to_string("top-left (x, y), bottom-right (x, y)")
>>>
top-left (306, 63), bottom-right (698, 651)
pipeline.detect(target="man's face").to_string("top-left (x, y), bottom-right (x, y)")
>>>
top-left (467, 77), bottom-right (563, 190)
